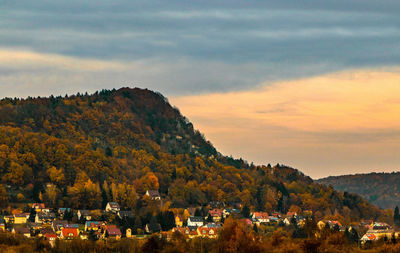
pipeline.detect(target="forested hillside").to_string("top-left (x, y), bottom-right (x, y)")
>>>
top-left (0, 87), bottom-right (388, 222)
top-left (317, 172), bottom-right (400, 209)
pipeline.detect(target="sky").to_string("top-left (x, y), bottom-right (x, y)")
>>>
top-left (1, 1), bottom-right (400, 178)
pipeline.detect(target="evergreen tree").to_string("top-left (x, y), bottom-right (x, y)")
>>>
top-left (394, 206), bottom-right (400, 227)
top-left (133, 216), bottom-right (142, 234)
top-left (241, 205), bottom-right (250, 218)
top-left (253, 223), bottom-right (258, 233)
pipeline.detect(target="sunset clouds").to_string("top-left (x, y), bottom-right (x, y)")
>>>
top-left (171, 70), bottom-right (400, 178)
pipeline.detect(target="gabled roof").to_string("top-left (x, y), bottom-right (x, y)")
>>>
top-left (14, 213), bottom-right (29, 218)
top-left (32, 203), bottom-right (45, 209)
top-left (106, 227), bottom-right (121, 236)
top-left (146, 190), bottom-right (160, 197)
top-left (78, 210), bottom-right (91, 215)
top-left (118, 211), bottom-right (133, 218)
top-left (86, 221), bottom-right (102, 227)
top-left (45, 233), bottom-right (58, 239)
top-left (61, 228), bottom-right (79, 237)
top-left (14, 227), bottom-right (30, 234)
top-left (65, 224), bottom-right (79, 228)
top-left (188, 216), bottom-right (203, 222)
top-left (253, 212), bottom-right (269, 219)
top-left (107, 202), bottom-right (120, 208)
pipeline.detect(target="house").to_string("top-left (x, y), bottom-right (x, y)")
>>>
top-left (372, 222), bottom-right (391, 230)
top-left (45, 233), bottom-right (58, 246)
top-left (65, 224), bottom-right (79, 229)
top-left (118, 211), bottom-right (134, 219)
top-left (85, 221), bottom-right (103, 231)
top-left (187, 216), bottom-right (203, 227)
top-left (126, 228), bottom-right (133, 238)
top-left (145, 222), bottom-right (161, 234)
top-left (197, 227), bottom-right (218, 238)
top-left (173, 226), bottom-right (198, 238)
top-left (145, 190), bottom-right (161, 200)
top-left (252, 212), bottom-right (269, 223)
top-left (36, 227), bottom-right (54, 237)
top-left (105, 226), bottom-right (122, 240)
top-left (4, 215), bottom-right (13, 224)
top-left (286, 211), bottom-right (297, 217)
top-left (35, 212), bottom-right (56, 224)
top-left (77, 210), bottom-right (91, 221)
top-left (14, 213), bottom-right (30, 224)
top-left (58, 208), bottom-right (71, 218)
top-left (361, 233), bottom-right (377, 244)
top-left (32, 203), bottom-right (45, 212)
top-left (12, 227), bottom-right (31, 238)
top-left (0, 221), bottom-right (5, 231)
top-left (52, 220), bottom-right (68, 234)
top-left (175, 215), bottom-right (183, 227)
top-left (105, 202), bottom-right (120, 213)
top-left (208, 209), bottom-right (223, 222)
top-left (61, 228), bottom-right (79, 239)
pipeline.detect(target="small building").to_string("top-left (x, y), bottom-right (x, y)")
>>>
top-left (173, 226), bottom-right (198, 238)
top-left (85, 221), bottom-right (103, 231)
top-left (61, 228), bottom-right (79, 240)
top-left (52, 220), bottom-right (68, 234)
top-left (187, 216), bottom-right (204, 227)
top-left (118, 211), bottom-right (134, 219)
top-left (105, 226), bottom-right (122, 240)
top-left (58, 208), bottom-right (71, 218)
top-left (208, 209), bottom-right (223, 222)
top-left (14, 213), bottom-right (30, 224)
top-left (45, 233), bottom-right (58, 246)
top-left (105, 202), bottom-right (120, 213)
top-left (77, 210), bottom-right (91, 221)
top-left (175, 215), bottom-right (183, 227)
top-left (252, 212), bottom-right (269, 223)
top-left (145, 190), bottom-right (161, 200)
top-left (35, 212), bottom-right (56, 224)
top-left (12, 227), bottom-right (31, 238)
top-left (32, 203), bottom-right (45, 212)
top-left (197, 226), bottom-right (218, 238)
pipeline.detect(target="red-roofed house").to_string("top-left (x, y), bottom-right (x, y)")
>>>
top-left (208, 209), bottom-right (223, 222)
top-left (105, 226), bottom-right (122, 240)
top-left (61, 228), bottom-right (79, 239)
top-left (252, 212), bottom-right (269, 223)
top-left (197, 227), bottom-right (218, 238)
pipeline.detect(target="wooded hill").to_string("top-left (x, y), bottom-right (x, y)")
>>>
top-left (317, 172), bottom-right (400, 209)
top-left (0, 87), bottom-right (388, 222)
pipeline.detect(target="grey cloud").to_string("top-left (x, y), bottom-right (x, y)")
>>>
top-left (0, 0), bottom-right (400, 95)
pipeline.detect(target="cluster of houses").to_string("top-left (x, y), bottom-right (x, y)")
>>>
top-left (0, 194), bottom-right (395, 246)
top-left (360, 221), bottom-right (395, 244)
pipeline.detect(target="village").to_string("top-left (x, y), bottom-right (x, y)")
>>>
top-left (0, 189), bottom-right (394, 247)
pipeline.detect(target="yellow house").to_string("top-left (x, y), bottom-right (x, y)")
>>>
top-left (14, 213), bottom-right (29, 224)
top-left (175, 215), bottom-right (183, 227)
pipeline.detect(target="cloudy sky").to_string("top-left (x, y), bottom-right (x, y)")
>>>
top-left (1, 0), bottom-right (400, 178)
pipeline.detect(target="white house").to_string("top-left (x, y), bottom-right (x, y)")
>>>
top-left (105, 202), bottom-right (120, 213)
top-left (145, 190), bottom-right (161, 200)
top-left (187, 216), bottom-right (203, 227)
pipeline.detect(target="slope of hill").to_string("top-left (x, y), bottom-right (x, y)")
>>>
top-left (0, 87), bottom-right (387, 222)
top-left (317, 172), bottom-right (400, 209)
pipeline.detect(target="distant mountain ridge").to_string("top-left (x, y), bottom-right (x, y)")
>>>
top-left (0, 87), bottom-right (387, 223)
top-left (317, 172), bottom-right (400, 209)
